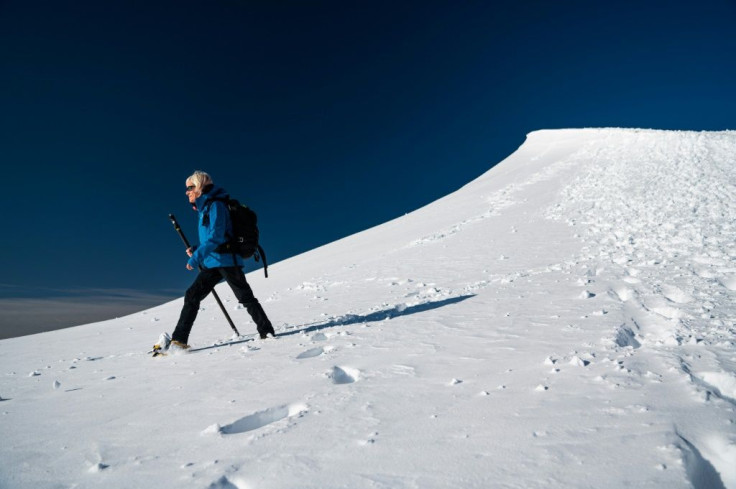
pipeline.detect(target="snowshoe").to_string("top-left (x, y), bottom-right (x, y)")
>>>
top-left (151, 332), bottom-right (172, 357)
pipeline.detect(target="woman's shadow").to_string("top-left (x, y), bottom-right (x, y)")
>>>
top-left (279, 294), bottom-right (476, 338)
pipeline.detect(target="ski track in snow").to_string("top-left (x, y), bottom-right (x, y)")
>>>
top-left (1, 128), bottom-right (735, 489)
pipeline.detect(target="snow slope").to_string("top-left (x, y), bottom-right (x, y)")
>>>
top-left (1, 128), bottom-right (735, 489)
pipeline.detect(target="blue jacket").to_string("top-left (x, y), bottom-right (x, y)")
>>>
top-left (187, 186), bottom-right (243, 270)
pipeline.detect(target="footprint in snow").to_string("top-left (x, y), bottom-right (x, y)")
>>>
top-left (614, 326), bottom-right (641, 349)
top-left (297, 346), bottom-right (335, 359)
top-left (677, 434), bottom-right (729, 489)
top-left (328, 366), bottom-right (360, 385)
top-left (214, 403), bottom-right (308, 435)
top-left (297, 347), bottom-right (325, 359)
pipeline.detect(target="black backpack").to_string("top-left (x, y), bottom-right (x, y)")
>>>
top-left (206, 198), bottom-right (269, 278)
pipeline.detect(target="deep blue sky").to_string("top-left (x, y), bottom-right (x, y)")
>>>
top-left (1, 0), bottom-right (734, 338)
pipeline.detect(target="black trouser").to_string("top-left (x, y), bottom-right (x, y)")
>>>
top-left (172, 266), bottom-right (273, 344)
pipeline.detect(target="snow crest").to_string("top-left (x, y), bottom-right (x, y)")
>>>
top-left (1, 128), bottom-right (735, 489)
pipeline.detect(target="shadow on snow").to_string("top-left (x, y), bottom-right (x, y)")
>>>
top-left (279, 294), bottom-right (477, 338)
top-left (191, 294), bottom-right (476, 352)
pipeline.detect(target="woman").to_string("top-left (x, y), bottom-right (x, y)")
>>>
top-left (161, 171), bottom-right (275, 352)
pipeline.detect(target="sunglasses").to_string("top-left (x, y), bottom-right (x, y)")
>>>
top-left (186, 185), bottom-right (196, 192)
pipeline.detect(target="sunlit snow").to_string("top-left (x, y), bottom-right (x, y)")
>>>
top-left (1, 128), bottom-right (735, 489)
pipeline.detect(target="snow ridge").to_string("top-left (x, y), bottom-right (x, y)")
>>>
top-left (1, 128), bottom-right (735, 489)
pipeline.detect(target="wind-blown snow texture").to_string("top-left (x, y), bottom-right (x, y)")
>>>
top-left (1, 128), bottom-right (735, 489)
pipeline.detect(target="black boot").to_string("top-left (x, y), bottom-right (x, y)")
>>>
top-left (246, 302), bottom-right (275, 338)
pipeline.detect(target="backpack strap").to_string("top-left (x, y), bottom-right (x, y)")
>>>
top-left (201, 200), bottom-right (212, 227)
top-left (255, 244), bottom-right (269, 278)
top-left (201, 197), bottom-right (224, 228)
top-left (202, 197), bottom-right (233, 241)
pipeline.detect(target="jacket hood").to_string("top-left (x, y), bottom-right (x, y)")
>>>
top-left (194, 185), bottom-right (229, 210)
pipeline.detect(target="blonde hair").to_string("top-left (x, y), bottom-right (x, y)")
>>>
top-left (186, 170), bottom-right (213, 191)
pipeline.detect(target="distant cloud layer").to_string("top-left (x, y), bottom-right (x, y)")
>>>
top-left (0, 290), bottom-right (177, 339)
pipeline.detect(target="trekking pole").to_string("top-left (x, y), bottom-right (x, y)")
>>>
top-left (168, 214), bottom-right (241, 336)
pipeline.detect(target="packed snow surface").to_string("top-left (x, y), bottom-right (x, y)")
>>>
top-left (1, 128), bottom-right (735, 488)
